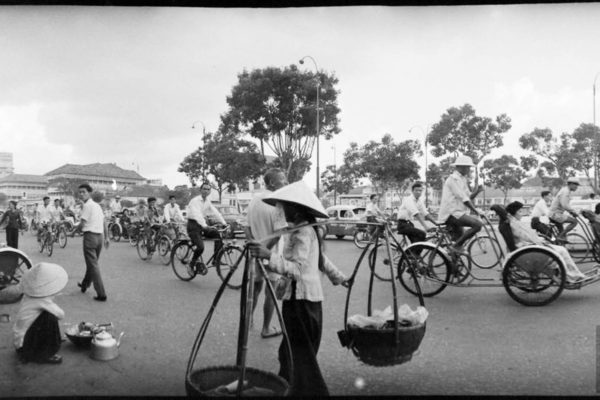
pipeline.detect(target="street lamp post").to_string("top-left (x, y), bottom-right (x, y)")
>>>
top-left (409, 125), bottom-right (430, 206)
top-left (191, 120), bottom-right (207, 181)
top-left (593, 73), bottom-right (600, 193)
top-left (299, 55), bottom-right (321, 199)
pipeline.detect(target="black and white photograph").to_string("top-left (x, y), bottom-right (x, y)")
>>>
top-left (1, 2), bottom-right (600, 397)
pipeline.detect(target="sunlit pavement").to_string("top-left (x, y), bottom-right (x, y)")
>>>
top-left (1, 232), bottom-right (600, 396)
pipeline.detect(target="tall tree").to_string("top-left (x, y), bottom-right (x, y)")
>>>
top-left (320, 164), bottom-right (357, 198)
top-left (426, 156), bottom-right (455, 191)
top-left (342, 134), bottom-right (421, 197)
top-left (481, 155), bottom-right (527, 205)
top-left (178, 129), bottom-right (265, 201)
top-left (518, 127), bottom-right (578, 183)
top-left (221, 65), bottom-right (341, 182)
top-left (428, 103), bottom-right (512, 184)
top-left (571, 123), bottom-right (600, 192)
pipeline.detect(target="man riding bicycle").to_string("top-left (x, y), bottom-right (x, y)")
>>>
top-left (143, 197), bottom-right (163, 241)
top-left (397, 181), bottom-right (437, 244)
top-left (186, 182), bottom-right (227, 273)
top-left (365, 194), bottom-right (385, 236)
top-left (437, 155), bottom-right (485, 254)
top-left (37, 196), bottom-right (55, 242)
top-left (549, 178), bottom-right (580, 242)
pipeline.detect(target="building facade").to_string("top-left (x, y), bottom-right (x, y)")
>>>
top-left (0, 174), bottom-right (48, 203)
top-left (45, 163), bottom-right (147, 195)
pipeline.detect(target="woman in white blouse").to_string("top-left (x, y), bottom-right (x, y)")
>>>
top-left (248, 180), bottom-right (349, 397)
top-left (505, 201), bottom-right (586, 283)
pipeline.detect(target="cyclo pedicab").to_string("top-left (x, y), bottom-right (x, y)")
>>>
top-left (397, 204), bottom-right (600, 306)
top-left (184, 219), bottom-right (427, 396)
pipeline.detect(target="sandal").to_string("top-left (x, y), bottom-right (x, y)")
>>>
top-left (38, 354), bottom-right (62, 364)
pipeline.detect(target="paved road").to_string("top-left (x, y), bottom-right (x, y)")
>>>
top-left (1, 231), bottom-right (599, 396)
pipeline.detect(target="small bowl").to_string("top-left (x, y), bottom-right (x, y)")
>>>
top-left (65, 325), bottom-right (94, 348)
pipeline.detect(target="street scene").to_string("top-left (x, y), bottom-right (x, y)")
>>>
top-left (2, 3), bottom-right (600, 397)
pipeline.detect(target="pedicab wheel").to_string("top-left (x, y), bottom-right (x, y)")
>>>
top-left (157, 235), bottom-right (171, 265)
top-left (467, 235), bottom-right (502, 269)
top-left (186, 365), bottom-right (289, 397)
top-left (368, 242), bottom-right (401, 282)
top-left (502, 247), bottom-right (566, 306)
top-left (215, 246), bottom-right (245, 290)
top-left (171, 241), bottom-right (196, 281)
top-left (137, 237), bottom-right (150, 261)
top-left (345, 322), bottom-right (426, 367)
top-left (398, 243), bottom-right (450, 297)
top-left (44, 238), bottom-right (53, 257)
top-left (0, 249), bottom-right (31, 304)
top-left (564, 233), bottom-right (590, 262)
top-left (353, 230), bottom-right (370, 249)
top-left (110, 224), bottom-right (122, 242)
top-left (592, 241), bottom-right (600, 263)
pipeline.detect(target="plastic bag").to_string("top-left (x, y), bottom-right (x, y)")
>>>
top-left (347, 304), bottom-right (428, 329)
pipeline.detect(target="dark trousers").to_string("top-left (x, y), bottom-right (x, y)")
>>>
top-left (16, 311), bottom-right (61, 362)
top-left (531, 217), bottom-right (552, 237)
top-left (278, 297), bottom-right (328, 397)
top-left (187, 220), bottom-right (222, 264)
top-left (397, 220), bottom-right (426, 243)
top-left (81, 232), bottom-right (106, 298)
top-left (6, 228), bottom-right (19, 248)
top-left (446, 214), bottom-right (482, 247)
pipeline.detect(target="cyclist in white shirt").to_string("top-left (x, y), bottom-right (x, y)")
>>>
top-left (38, 197), bottom-right (53, 224)
top-left (186, 182), bottom-right (227, 273)
top-left (549, 178), bottom-right (579, 241)
top-left (49, 199), bottom-right (64, 222)
top-left (110, 196), bottom-right (123, 214)
top-left (397, 182), bottom-right (437, 244)
top-left (365, 194), bottom-right (385, 235)
top-left (163, 195), bottom-right (184, 223)
top-left (530, 190), bottom-right (553, 237)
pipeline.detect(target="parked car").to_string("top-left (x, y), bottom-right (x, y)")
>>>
top-left (320, 205), bottom-right (366, 239)
top-left (214, 205), bottom-right (246, 237)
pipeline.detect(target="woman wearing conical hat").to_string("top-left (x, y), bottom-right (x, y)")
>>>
top-left (248, 180), bottom-right (349, 397)
top-left (13, 263), bottom-right (68, 364)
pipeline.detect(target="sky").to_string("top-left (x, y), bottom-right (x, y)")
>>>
top-left (1, 4), bottom-right (600, 189)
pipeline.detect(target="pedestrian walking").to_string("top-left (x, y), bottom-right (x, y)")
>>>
top-left (76, 183), bottom-right (110, 302)
top-left (13, 262), bottom-right (68, 364)
top-left (244, 168), bottom-right (288, 339)
top-left (248, 180), bottom-right (349, 397)
top-left (0, 201), bottom-right (24, 248)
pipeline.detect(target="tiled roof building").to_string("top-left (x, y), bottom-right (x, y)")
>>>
top-left (45, 163), bottom-right (146, 193)
top-left (0, 174), bottom-right (48, 201)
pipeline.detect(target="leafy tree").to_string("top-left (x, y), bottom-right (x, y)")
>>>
top-left (481, 155), bottom-right (527, 204)
top-left (222, 65), bottom-right (341, 182)
top-left (50, 177), bottom-right (88, 197)
top-left (426, 156), bottom-right (455, 191)
top-left (342, 134), bottom-right (421, 197)
top-left (571, 123), bottom-right (600, 191)
top-left (320, 164), bottom-right (357, 197)
top-left (178, 128), bottom-right (265, 202)
top-left (428, 103), bottom-right (511, 183)
top-left (518, 127), bottom-right (579, 184)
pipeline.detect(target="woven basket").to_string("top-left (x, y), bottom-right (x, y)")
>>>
top-left (346, 322), bottom-right (426, 367)
top-left (186, 365), bottom-right (288, 397)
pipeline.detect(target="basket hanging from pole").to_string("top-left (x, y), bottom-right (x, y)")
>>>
top-left (338, 223), bottom-right (427, 367)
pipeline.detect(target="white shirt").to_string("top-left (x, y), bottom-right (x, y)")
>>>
top-left (186, 195), bottom-right (226, 227)
top-left (49, 205), bottom-right (63, 221)
top-left (38, 204), bottom-right (53, 223)
top-left (438, 170), bottom-right (471, 223)
top-left (550, 186), bottom-right (575, 215)
top-left (365, 202), bottom-right (381, 218)
top-left (397, 194), bottom-right (428, 226)
top-left (80, 198), bottom-right (105, 234)
top-left (163, 203), bottom-right (184, 223)
top-left (14, 295), bottom-right (65, 349)
top-left (530, 198), bottom-right (550, 219)
top-left (245, 192), bottom-right (287, 241)
top-left (110, 201), bottom-right (123, 213)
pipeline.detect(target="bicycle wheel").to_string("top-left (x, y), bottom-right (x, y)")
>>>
top-left (564, 233), bottom-right (590, 262)
top-left (502, 247), bottom-right (565, 306)
top-left (39, 232), bottom-right (46, 253)
top-left (171, 241), bottom-right (196, 281)
top-left (398, 243), bottom-right (451, 297)
top-left (58, 228), bottom-right (67, 248)
top-left (467, 235), bottom-right (502, 269)
top-left (353, 230), bottom-right (371, 249)
top-left (137, 236), bottom-right (151, 261)
top-left (128, 228), bottom-right (138, 246)
top-left (44, 237), bottom-right (53, 257)
top-left (367, 242), bottom-right (401, 282)
top-left (157, 235), bottom-right (172, 265)
top-left (215, 246), bottom-right (245, 289)
top-left (110, 223), bottom-right (122, 242)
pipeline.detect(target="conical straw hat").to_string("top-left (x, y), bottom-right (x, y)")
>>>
top-left (22, 262), bottom-right (68, 298)
top-left (262, 181), bottom-right (328, 219)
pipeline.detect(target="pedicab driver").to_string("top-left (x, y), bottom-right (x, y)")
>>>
top-left (549, 178), bottom-right (580, 241)
top-left (437, 155), bottom-right (485, 253)
top-left (186, 182), bottom-right (226, 273)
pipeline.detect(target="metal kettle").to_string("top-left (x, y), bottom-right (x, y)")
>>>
top-left (90, 330), bottom-right (124, 361)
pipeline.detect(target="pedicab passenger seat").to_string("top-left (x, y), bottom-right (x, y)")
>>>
top-left (0, 247), bottom-right (32, 304)
top-left (490, 205), bottom-right (517, 252)
top-left (580, 210), bottom-right (600, 244)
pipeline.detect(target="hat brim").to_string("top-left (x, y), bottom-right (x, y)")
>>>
top-left (263, 198), bottom-right (329, 219)
top-left (22, 263), bottom-right (68, 298)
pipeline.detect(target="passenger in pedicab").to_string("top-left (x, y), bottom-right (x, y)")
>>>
top-left (578, 203), bottom-right (600, 242)
top-left (505, 201), bottom-right (589, 283)
top-left (247, 180), bottom-right (350, 397)
top-left (530, 190), bottom-right (553, 237)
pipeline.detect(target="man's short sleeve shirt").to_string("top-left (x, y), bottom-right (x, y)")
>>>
top-left (437, 171), bottom-right (471, 223)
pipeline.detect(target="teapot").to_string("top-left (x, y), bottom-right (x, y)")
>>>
top-left (90, 330), bottom-right (124, 361)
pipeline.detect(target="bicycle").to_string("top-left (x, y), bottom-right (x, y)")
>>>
top-left (54, 221), bottom-right (68, 248)
top-left (136, 222), bottom-right (172, 263)
top-left (37, 223), bottom-right (54, 257)
top-left (170, 225), bottom-right (246, 289)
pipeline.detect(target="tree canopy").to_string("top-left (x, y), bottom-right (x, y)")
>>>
top-left (481, 155), bottom-right (527, 204)
top-left (342, 134), bottom-right (421, 196)
top-left (320, 164), bottom-right (358, 197)
top-left (221, 65), bottom-right (341, 182)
